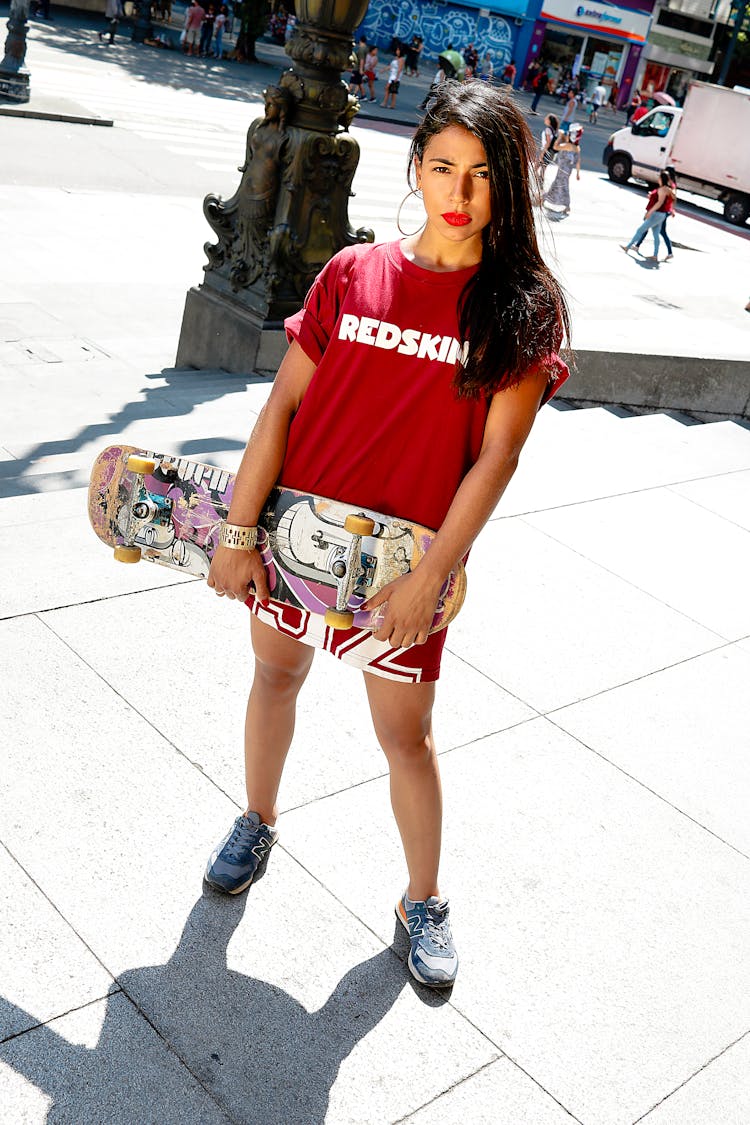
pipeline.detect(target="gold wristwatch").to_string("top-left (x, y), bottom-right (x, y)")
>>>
top-left (219, 521), bottom-right (258, 551)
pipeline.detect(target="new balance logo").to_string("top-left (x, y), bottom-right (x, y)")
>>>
top-left (251, 835), bottom-right (272, 861)
top-left (408, 913), bottom-right (423, 937)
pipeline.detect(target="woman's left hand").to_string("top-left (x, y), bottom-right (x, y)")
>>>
top-left (362, 569), bottom-right (445, 649)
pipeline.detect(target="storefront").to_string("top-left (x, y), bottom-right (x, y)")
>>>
top-left (519, 0), bottom-right (655, 106)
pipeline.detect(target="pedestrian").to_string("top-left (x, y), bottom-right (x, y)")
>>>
top-left (348, 53), bottom-right (365, 99)
top-left (183, 0), bottom-right (205, 55)
top-left (417, 61), bottom-right (446, 111)
top-left (203, 81), bottom-right (570, 991)
top-left (542, 121), bottom-right (582, 215)
top-left (381, 46), bottom-right (404, 110)
top-left (626, 90), bottom-right (642, 125)
top-left (530, 66), bottom-right (547, 115)
top-left (284, 13), bottom-right (296, 43)
top-left (525, 59), bottom-right (541, 91)
top-left (589, 81), bottom-right (607, 124)
top-left (463, 41), bottom-right (478, 76)
top-left (214, 5), bottom-right (227, 58)
top-left (626, 171), bottom-right (676, 261)
top-left (363, 44), bottom-right (378, 101)
top-left (537, 112), bottom-right (559, 173)
top-left (478, 52), bottom-right (494, 82)
top-left (405, 35), bottom-right (423, 77)
top-left (98, 0), bottom-right (123, 44)
top-left (501, 58), bottom-right (516, 86)
top-left (559, 89), bottom-right (577, 134)
top-left (199, 3), bottom-right (216, 57)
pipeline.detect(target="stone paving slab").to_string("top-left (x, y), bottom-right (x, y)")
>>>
top-left (551, 643), bottom-right (750, 856)
top-left (43, 581), bottom-right (536, 813)
top-left (446, 516), bottom-right (721, 713)
top-left (500, 411), bottom-right (750, 518)
top-left (638, 1033), bottom-right (750, 1125)
top-left (526, 486), bottom-right (750, 640)
top-left (402, 1057), bottom-right (579, 1125)
top-left (670, 468), bottom-right (750, 532)
top-left (0, 511), bottom-right (190, 619)
top-left (0, 992), bottom-right (231, 1124)
top-left (281, 718), bottom-right (750, 1125)
top-left (0, 612), bottom-right (501, 1123)
top-left (0, 848), bottom-right (115, 1041)
top-left (117, 870), bottom-right (497, 1125)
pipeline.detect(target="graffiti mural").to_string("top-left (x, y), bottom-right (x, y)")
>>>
top-left (357, 0), bottom-right (515, 73)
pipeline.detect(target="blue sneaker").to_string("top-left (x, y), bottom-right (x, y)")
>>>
top-left (396, 892), bottom-right (458, 988)
top-left (205, 812), bottom-right (278, 894)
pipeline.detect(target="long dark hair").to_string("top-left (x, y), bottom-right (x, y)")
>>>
top-left (409, 81), bottom-right (570, 399)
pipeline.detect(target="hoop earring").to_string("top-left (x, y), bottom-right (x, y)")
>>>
top-left (397, 188), bottom-right (425, 237)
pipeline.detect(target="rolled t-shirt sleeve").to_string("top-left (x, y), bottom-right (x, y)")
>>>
top-left (284, 254), bottom-right (345, 365)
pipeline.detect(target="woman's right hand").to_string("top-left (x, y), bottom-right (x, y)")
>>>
top-left (207, 545), bottom-right (270, 604)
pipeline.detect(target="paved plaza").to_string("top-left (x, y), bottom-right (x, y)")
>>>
top-left (1, 17), bottom-right (749, 1125)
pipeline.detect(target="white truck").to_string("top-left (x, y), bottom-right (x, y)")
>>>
top-left (603, 81), bottom-right (750, 225)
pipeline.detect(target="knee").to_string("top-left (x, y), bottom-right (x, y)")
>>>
top-left (253, 652), bottom-right (311, 699)
top-left (380, 727), bottom-right (435, 771)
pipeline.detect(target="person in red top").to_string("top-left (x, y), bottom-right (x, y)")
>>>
top-left (633, 169), bottom-right (676, 260)
top-left (183, 0), bottom-right (205, 56)
top-left (204, 82), bottom-right (570, 989)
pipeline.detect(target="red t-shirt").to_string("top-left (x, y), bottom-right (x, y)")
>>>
top-left (283, 240), bottom-right (568, 531)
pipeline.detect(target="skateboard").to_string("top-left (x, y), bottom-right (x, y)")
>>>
top-left (88, 445), bottom-right (466, 634)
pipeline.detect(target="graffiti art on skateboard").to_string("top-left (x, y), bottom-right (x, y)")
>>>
top-left (88, 445), bottom-right (466, 634)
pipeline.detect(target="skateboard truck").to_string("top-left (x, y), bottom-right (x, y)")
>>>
top-left (113, 454), bottom-right (158, 563)
top-left (324, 513), bottom-right (376, 630)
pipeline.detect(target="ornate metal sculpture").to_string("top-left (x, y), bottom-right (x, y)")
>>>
top-left (0, 0), bottom-right (31, 103)
top-left (177, 0), bottom-right (374, 370)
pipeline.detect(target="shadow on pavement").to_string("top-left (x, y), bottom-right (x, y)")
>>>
top-left (0, 888), bottom-right (424, 1123)
top-left (25, 16), bottom-right (283, 104)
top-left (0, 368), bottom-right (266, 496)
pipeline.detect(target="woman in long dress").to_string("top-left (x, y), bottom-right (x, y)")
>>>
top-left (542, 122), bottom-right (582, 216)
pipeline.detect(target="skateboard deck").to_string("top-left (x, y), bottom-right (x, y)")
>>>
top-left (88, 445), bottom-right (466, 635)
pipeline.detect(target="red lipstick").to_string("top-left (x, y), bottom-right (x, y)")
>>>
top-left (442, 212), bottom-right (471, 226)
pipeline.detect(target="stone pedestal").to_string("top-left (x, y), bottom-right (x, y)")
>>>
top-left (0, 0), bottom-right (31, 104)
top-left (175, 287), bottom-right (287, 376)
top-left (175, 0), bottom-right (373, 375)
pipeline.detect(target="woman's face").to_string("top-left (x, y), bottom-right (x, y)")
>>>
top-left (415, 125), bottom-right (492, 244)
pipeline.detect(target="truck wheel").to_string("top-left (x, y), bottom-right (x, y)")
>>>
top-left (608, 154), bottom-right (631, 184)
top-left (723, 195), bottom-right (749, 226)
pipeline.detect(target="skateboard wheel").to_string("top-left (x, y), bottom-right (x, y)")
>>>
top-left (344, 514), bottom-right (375, 537)
top-left (113, 545), bottom-right (142, 564)
top-left (324, 608), bottom-right (354, 630)
top-left (127, 455), bottom-right (156, 475)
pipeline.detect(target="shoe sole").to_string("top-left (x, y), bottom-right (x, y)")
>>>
top-left (395, 902), bottom-right (456, 989)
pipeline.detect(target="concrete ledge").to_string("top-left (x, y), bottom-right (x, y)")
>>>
top-left (0, 95), bottom-right (113, 127)
top-left (571, 350), bottom-right (750, 420)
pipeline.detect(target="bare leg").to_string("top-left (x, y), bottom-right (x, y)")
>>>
top-left (364, 673), bottom-right (441, 901)
top-left (244, 615), bottom-right (315, 825)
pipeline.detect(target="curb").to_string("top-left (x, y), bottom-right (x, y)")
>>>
top-left (0, 103), bottom-right (113, 126)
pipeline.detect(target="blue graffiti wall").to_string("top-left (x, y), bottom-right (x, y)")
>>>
top-left (356, 0), bottom-right (519, 72)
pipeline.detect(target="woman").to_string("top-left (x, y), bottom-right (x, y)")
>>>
top-left (363, 44), bottom-right (378, 102)
top-left (542, 121), bottom-right (582, 215)
top-left (621, 171), bottom-right (675, 260)
top-left (537, 112), bottom-right (559, 173)
top-left (633, 170), bottom-right (676, 261)
top-left (381, 46), bottom-right (405, 110)
top-left (204, 82), bottom-right (570, 990)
